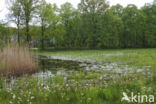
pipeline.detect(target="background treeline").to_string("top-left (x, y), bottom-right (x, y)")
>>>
top-left (0, 0), bottom-right (156, 49)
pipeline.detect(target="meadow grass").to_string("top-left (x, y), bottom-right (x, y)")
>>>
top-left (0, 70), bottom-right (155, 104)
top-left (0, 49), bottom-right (155, 104)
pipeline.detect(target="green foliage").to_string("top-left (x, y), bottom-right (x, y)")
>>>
top-left (19, 0), bottom-right (41, 44)
top-left (8, 0), bottom-right (22, 44)
top-left (0, 23), bottom-right (12, 47)
top-left (3, 0), bottom-right (156, 49)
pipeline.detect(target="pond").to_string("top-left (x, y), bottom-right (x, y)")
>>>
top-left (34, 55), bottom-right (152, 80)
top-left (38, 55), bottom-right (90, 72)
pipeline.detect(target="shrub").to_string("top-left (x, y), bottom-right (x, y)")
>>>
top-left (0, 44), bottom-right (38, 77)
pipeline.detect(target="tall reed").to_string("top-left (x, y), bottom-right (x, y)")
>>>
top-left (0, 44), bottom-right (38, 77)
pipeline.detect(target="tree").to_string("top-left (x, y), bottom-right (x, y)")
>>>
top-left (98, 9), bottom-right (123, 48)
top-left (39, 2), bottom-right (60, 49)
top-left (141, 2), bottom-right (156, 47)
top-left (109, 4), bottom-right (124, 47)
top-left (110, 4), bottom-right (123, 17)
top-left (39, 0), bottom-right (47, 49)
top-left (121, 4), bottom-right (141, 48)
top-left (78, 0), bottom-right (109, 48)
top-left (8, 0), bottom-right (22, 44)
top-left (3, 0), bottom-right (156, 49)
top-left (60, 2), bottom-right (77, 48)
top-left (19, 0), bottom-right (40, 45)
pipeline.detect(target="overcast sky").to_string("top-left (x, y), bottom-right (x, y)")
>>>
top-left (0, 0), bottom-right (154, 21)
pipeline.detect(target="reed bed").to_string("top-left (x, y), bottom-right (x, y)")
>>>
top-left (0, 44), bottom-right (38, 77)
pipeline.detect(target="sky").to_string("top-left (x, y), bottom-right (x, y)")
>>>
top-left (0, 0), bottom-right (154, 21)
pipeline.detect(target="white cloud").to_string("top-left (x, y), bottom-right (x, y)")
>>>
top-left (0, 0), bottom-right (9, 20)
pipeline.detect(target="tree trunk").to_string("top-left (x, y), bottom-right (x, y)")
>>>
top-left (41, 26), bottom-right (45, 50)
top-left (17, 16), bottom-right (20, 44)
top-left (26, 20), bottom-right (31, 47)
top-left (41, 20), bottom-right (45, 50)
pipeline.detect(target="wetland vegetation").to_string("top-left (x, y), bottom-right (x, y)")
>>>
top-left (0, 49), bottom-right (155, 104)
top-left (0, 0), bottom-right (155, 103)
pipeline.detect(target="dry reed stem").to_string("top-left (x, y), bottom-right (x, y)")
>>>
top-left (0, 44), bottom-right (38, 77)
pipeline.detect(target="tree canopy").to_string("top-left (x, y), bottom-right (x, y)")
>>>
top-left (0, 0), bottom-right (155, 49)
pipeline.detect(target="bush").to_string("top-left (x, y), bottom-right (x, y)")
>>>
top-left (0, 44), bottom-right (38, 77)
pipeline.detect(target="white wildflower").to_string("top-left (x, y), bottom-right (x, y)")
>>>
top-left (88, 98), bottom-right (91, 101)
top-left (12, 94), bottom-right (16, 99)
top-left (9, 101), bottom-right (13, 104)
top-left (31, 96), bottom-right (35, 99)
top-left (27, 99), bottom-right (29, 102)
top-left (66, 84), bottom-right (69, 87)
top-left (66, 98), bottom-right (70, 101)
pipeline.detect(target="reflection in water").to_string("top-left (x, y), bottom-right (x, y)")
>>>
top-left (39, 55), bottom-right (89, 73)
top-left (37, 55), bottom-right (89, 83)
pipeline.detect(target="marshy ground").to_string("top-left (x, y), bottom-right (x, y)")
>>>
top-left (0, 49), bottom-right (156, 104)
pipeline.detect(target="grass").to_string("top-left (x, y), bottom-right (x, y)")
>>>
top-left (0, 48), bottom-right (155, 104)
top-left (0, 70), bottom-right (155, 104)
top-left (0, 44), bottom-right (38, 77)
